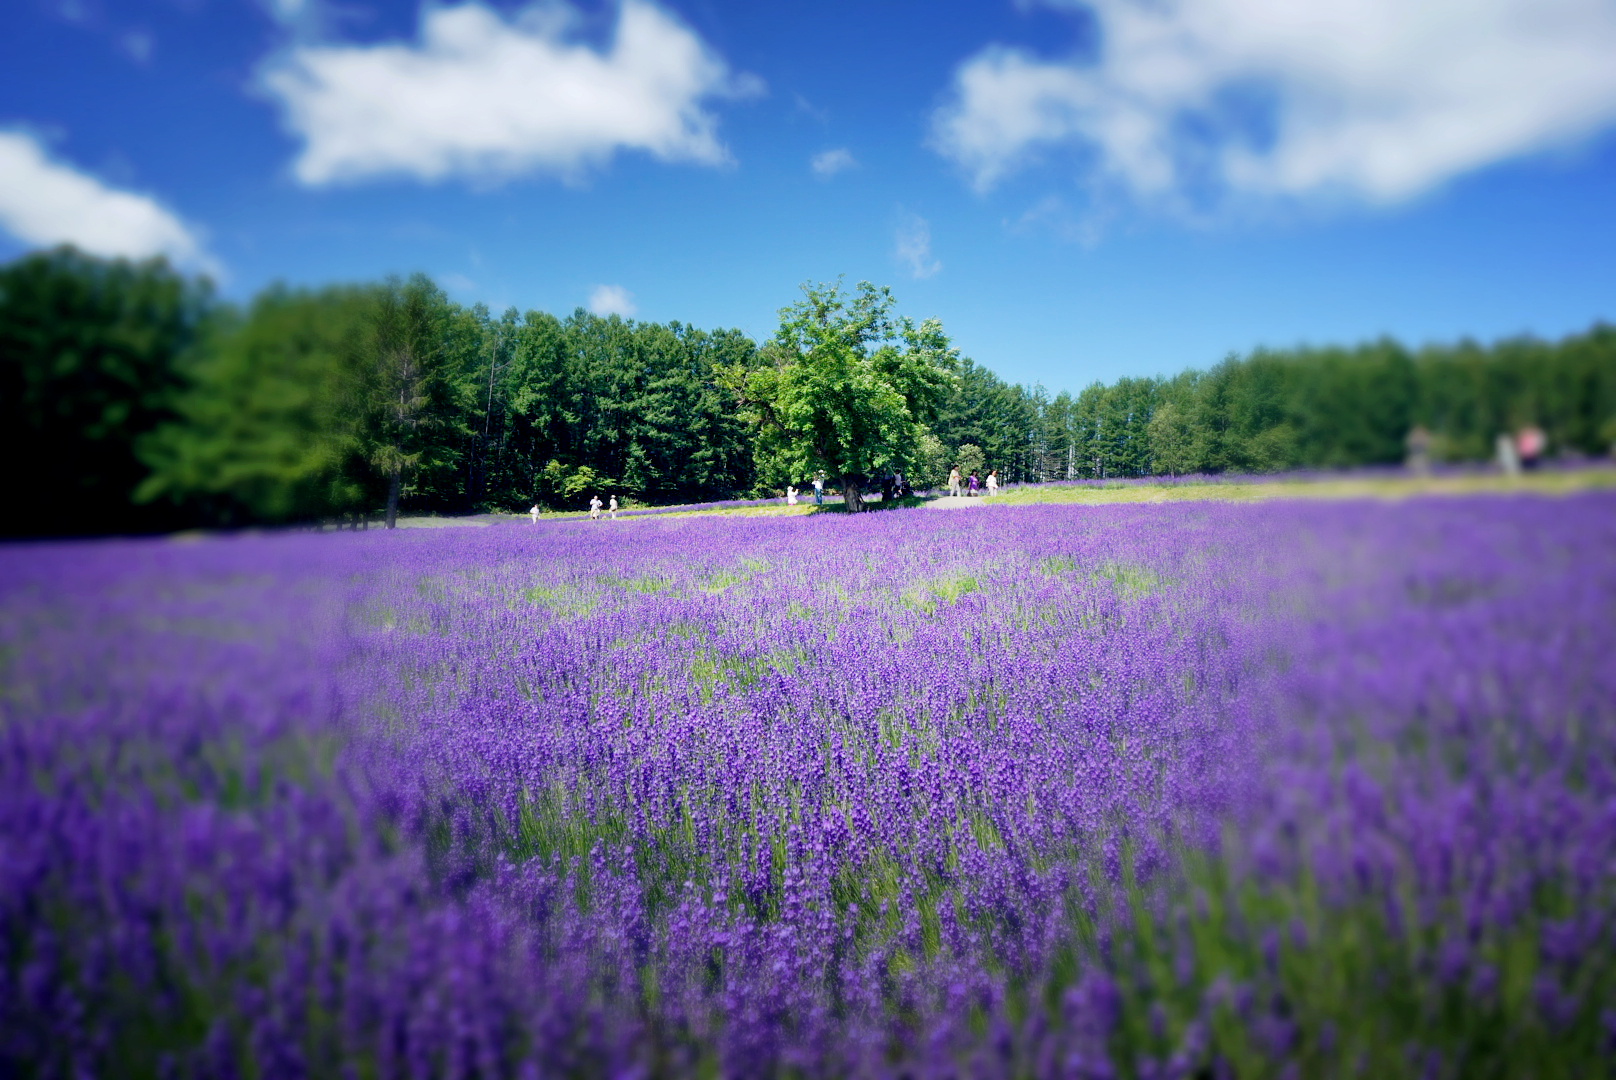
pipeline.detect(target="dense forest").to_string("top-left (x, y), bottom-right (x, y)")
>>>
top-left (3, 246), bottom-right (1614, 535)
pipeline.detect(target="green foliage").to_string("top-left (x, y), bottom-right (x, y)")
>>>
top-left (0, 246), bottom-right (208, 535)
top-left (1042, 330), bottom-right (1615, 481)
top-left (1146, 399), bottom-right (1195, 477)
top-left (909, 431), bottom-right (950, 490)
top-left (137, 285), bottom-right (377, 524)
top-left (498, 311), bottom-right (760, 510)
top-left (362, 275), bottom-right (466, 527)
top-left (139, 276), bottom-right (763, 523)
top-left (542, 460), bottom-right (606, 501)
top-left (4, 244), bottom-right (1613, 535)
top-left (954, 442), bottom-right (985, 479)
top-left (901, 572), bottom-right (980, 615)
top-left (931, 357), bottom-right (1038, 480)
top-left (730, 279), bottom-right (956, 511)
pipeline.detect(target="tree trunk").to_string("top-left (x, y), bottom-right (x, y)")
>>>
top-left (840, 475), bottom-right (865, 513)
top-left (385, 463), bottom-right (402, 529)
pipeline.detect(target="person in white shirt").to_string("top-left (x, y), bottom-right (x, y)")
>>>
top-left (608, 495), bottom-right (618, 519)
top-left (589, 495), bottom-right (602, 520)
top-left (986, 470), bottom-right (999, 497)
top-left (786, 485), bottom-right (798, 505)
top-left (529, 504), bottom-right (540, 524)
top-left (812, 476), bottom-right (824, 505)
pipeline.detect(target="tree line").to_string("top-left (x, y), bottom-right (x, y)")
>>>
top-left (3, 246), bottom-right (1613, 535)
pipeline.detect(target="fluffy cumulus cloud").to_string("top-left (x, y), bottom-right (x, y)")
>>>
top-left (587, 284), bottom-right (636, 317)
top-left (0, 131), bottom-right (215, 271)
top-left (810, 147), bottom-right (857, 178)
top-left (894, 212), bottom-right (941, 279)
top-left (931, 0), bottom-right (1616, 206)
top-left (261, 0), bottom-right (761, 186)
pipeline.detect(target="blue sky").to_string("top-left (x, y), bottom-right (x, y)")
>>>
top-left (3, 0), bottom-right (1615, 391)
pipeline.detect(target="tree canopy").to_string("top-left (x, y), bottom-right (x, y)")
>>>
top-left (729, 280), bottom-right (956, 511)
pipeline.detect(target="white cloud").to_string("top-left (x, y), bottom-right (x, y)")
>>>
top-left (261, 0), bottom-right (762, 186)
top-left (894, 213), bottom-right (941, 279)
top-left (587, 284), bottom-right (636, 317)
top-left (0, 130), bottom-right (216, 272)
top-left (932, 0), bottom-right (1616, 206)
top-left (810, 147), bottom-right (857, 178)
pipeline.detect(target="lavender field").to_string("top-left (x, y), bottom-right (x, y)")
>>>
top-left (3, 495), bottom-right (1614, 1078)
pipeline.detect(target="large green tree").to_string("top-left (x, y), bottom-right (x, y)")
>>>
top-left (362, 275), bottom-right (465, 528)
top-left (728, 280), bottom-right (956, 512)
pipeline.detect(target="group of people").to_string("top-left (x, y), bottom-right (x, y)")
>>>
top-left (784, 465), bottom-right (999, 506)
top-left (784, 470), bottom-right (920, 506)
top-left (786, 476), bottom-right (826, 506)
top-left (947, 467), bottom-right (999, 498)
top-left (528, 495), bottom-right (619, 523)
top-left (1500, 426), bottom-right (1547, 475)
top-left (1407, 424), bottom-right (1550, 478)
top-left (536, 463), bottom-right (1004, 522)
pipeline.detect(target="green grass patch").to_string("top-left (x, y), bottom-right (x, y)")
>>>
top-left (901, 573), bottom-right (981, 616)
top-left (987, 467), bottom-right (1616, 509)
top-left (1091, 560), bottom-right (1166, 598)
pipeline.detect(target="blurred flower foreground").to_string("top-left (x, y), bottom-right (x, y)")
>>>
top-left (3, 496), bottom-right (1613, 1078)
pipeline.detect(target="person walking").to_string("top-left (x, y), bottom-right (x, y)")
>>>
top-left (1495, 434), bottom-right (1520, 477)
top-left (1516, 426), bottom-right (1546, 470)
top-left (529, 504), bottom-right (540, 524)
top-left (967, 471), bottom-right (980, 497)
top-left (985, 469), bottom-right (998, 497)
top-left (813, 475), bottom-right (824, 505)
top-left (608, 495), bottom-right (618, 520)
top-left (589, 495), bottom-right (602, 520)
top-left (948, 466), bottom-right (962, 498)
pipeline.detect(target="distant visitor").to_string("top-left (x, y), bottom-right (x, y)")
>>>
top-left (1516, 426), bottom-right (1545, 470)
top-left (1404, 427), bottom-right (1431, 476)
top-left (1495, 434), bottom-right (1520, 477)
